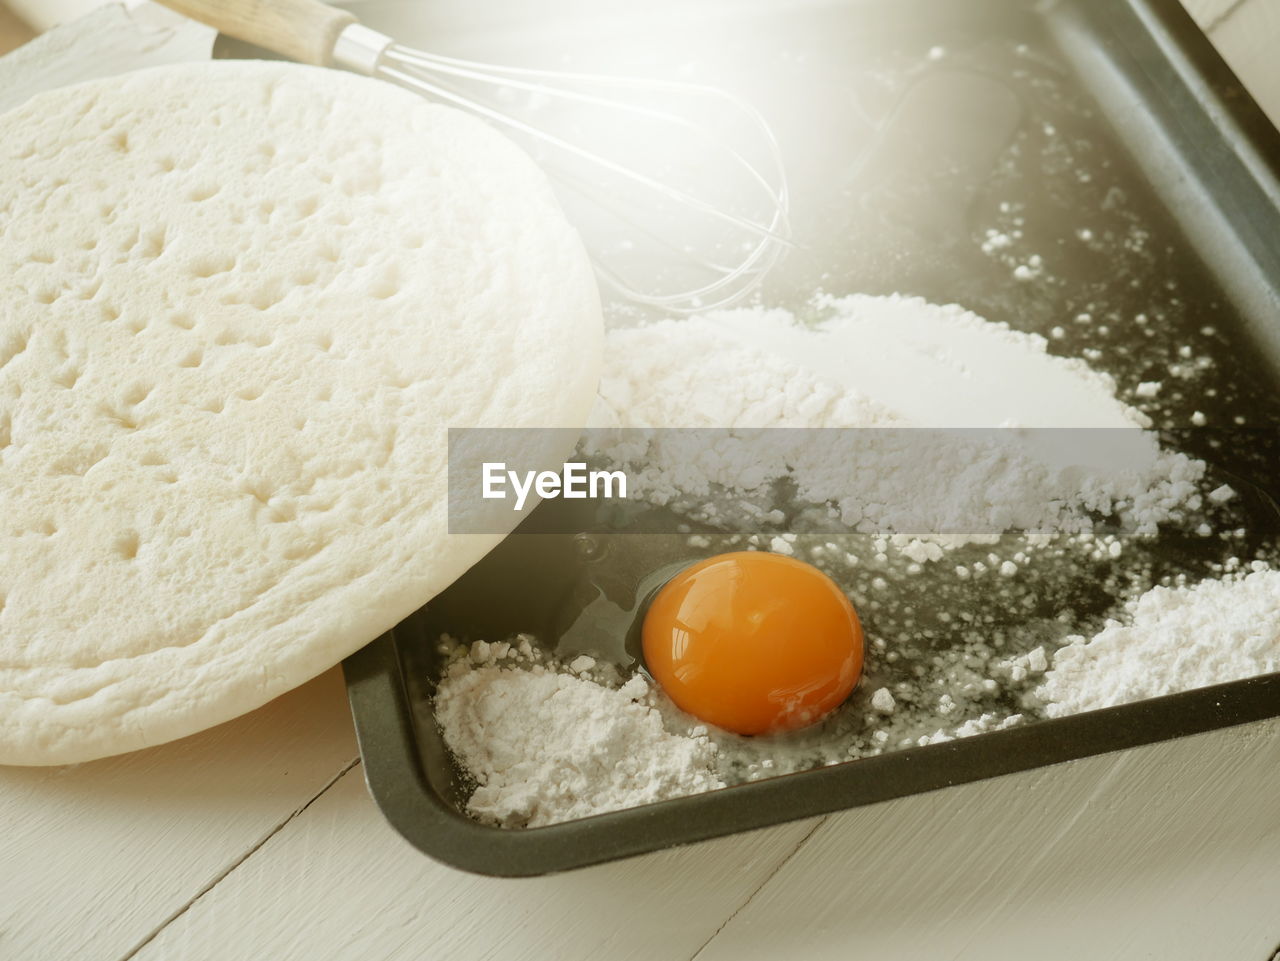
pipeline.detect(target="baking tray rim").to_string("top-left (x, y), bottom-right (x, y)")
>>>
top-left (345, 630), bottom-right (1280, 877)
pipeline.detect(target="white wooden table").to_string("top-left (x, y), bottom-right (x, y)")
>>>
top-left (3, 3), bottom-right (1280, 959)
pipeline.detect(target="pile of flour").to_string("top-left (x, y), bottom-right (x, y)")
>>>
top-left (434, 637), bottom-right (722, 828)
top-left (1039, 567), bottom-right (1280, 716)
top-left (589, 294), bottom-right (1204, 543)
top-left (436, 563), bottom-right (1280, 825)
top-left (433, 296), bottom-right (1271, 827)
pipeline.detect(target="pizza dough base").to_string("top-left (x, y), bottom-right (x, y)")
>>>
top-left (0, 60), bottom-right (602, 765)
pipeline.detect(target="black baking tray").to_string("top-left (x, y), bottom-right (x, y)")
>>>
top-left (340, 0), bottom-right (1280, 876)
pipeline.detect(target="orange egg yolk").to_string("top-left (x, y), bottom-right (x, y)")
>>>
top-left (641, 551), bottom-right (864, 736)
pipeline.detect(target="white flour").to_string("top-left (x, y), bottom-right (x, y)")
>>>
top-left (595, 294), bottom-right (1144, 430)
top-left (590, 294), bottom-right (1204, 543)
top-left (437, 559), bottom-right (1280, 827)
top-left (434, 294), bottom-right (1270, 827)
top-left (1039, 568), bottom-right (1280, 716)
top-left (434, 637), bottom-right (722, 828)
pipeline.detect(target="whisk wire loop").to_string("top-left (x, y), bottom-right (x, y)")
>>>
top-left (340, 21), bottom-right (793, 312)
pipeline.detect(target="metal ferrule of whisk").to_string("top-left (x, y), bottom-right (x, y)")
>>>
top-left (331, 23), bottom-right (395, 77)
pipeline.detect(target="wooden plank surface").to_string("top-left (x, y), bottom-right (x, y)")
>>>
top-left (1207, 0), bottom-right (1280, 125)
top-left (696, 718), bottom-right (1280, 961)
top-left (0, 669), bottom-right (357, 961)
top-left (0, 2), bottom-right (211, 114)
top-left (1181, 0), bottom-right (1244, 28)
top-left (129, 769), bottom-right (821, 961)
top-left (120, 718), bottom-right (1280, 961)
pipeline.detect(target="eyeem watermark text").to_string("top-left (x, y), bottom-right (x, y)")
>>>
top-left (481, 462), bottom-right (628, 511)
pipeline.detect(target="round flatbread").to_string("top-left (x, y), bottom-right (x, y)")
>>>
top-left (0, 61), bottom-right (602, 764)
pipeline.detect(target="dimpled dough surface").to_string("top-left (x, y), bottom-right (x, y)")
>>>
top-left (0, 61), bottom-right (602, 765)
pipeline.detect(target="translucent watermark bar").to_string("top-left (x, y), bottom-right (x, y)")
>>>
top-left (447, 426), bottom-right (1271, 536)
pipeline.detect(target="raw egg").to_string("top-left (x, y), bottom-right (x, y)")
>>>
top-left (641, 551), bottom-right (863, 735)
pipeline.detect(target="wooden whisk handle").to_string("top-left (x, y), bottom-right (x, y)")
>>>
top-left (158, 0), bottom-right (356, 66)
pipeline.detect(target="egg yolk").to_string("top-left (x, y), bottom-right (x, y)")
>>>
top-left (641, 551), bottom-right (864, 736)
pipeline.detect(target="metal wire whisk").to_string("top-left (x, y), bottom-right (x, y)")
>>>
top-left (161, 0), bottom-right (792, 313)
